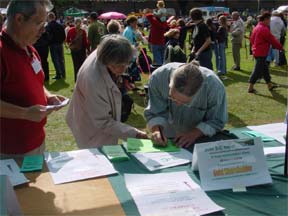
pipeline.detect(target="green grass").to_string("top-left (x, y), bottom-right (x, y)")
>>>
top-left (44, 39), bottom-right (287, 152)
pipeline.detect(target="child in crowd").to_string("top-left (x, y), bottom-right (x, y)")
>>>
top-left (154, 0), bottom-right (167, 22)
top-left (164, 28), bottom-right (180, 47)
top-left (164, 29), bottom-right (186, 64)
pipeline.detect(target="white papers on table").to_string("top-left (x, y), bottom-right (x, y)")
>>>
top-left (45, 149), bottom-right (117, 185)
top-left (46, 98), bottom-right (69, 110)
top-left (264, 146), bottom-right (285, 156)
top-left (125, 171), bottom-right (224, 216)
top-left (131, 148), bottom-right (192, 171)
top-left (248, 122), bottom-right (286, 145)
top-left (0, 159), bottom-right (29, 186)
top-left (0, 175), bottom-right (23, 216)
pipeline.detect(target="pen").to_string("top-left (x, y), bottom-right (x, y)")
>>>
top-left (158, 126), bottom-right (165, 142)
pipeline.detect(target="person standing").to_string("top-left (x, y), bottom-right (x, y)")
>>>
top-left (189, 8), bottom-right (213, 70)
top-left (88, 12), bottom-right (106, 52)
top-left (248, 13), bottom-right (283, 93)
top-left (268, 10), bottom-right (285, 66)
top-left (123, 15), bottom-right (138, 46)
top-left (46, 12), bottom-right (66, 79)
top-left (146, 12), bottom-right (169, 65)
top-left (33, 24), bottom-right (50, 81)
top-left (230, 11), bottom-right (244, 71)
top-left (215, 15), bottom-right (228, 76)
top-left (66, 18), bottom-right (88, 82)
top-left (0, 0), bottom-right (66, 157)
top-left (66, 35), bottom-right (147, 148)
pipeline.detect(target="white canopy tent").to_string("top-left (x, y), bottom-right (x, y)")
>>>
top-left (0, 8), bottom-right (7, 14)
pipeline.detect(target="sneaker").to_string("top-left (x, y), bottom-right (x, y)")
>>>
top-left (248, 89), bottom-right (257, 93)
top-left (268, 84), bottom-right (278, 91)
top-left (232, 65), bottom-right (241, 71)
top-left (217, 72), bottom-right (226, 76)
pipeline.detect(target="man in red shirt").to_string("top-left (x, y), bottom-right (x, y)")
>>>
top-left (0, 0), bottom-right (66, 157)
top-left (248, 12), bottom-right (283, 93)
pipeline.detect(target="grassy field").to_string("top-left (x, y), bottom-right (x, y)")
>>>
top-left (44, 39), bottom-right (288, 152)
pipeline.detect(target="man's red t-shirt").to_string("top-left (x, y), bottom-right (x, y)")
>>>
top-left (0, 30), bottom-right (47, 154)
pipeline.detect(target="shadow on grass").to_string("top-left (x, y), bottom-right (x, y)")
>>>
top-left (270, 67), bottom-right (288, 77)
top-left (228, 112), bottom-right (247, 128)
top-left (45, 78), bottom-right (70, 92)
top-left (129, 90), bottom-right (146, 108)
top-left (222, 70), bottom-right (250, 87)
top-left (255, 90), bottom-right (287, 106)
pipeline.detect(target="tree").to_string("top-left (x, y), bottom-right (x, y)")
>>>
top-left (176, 0), bottom-right (189, 16)
top-left (52, 0), bottom-right (80, 7)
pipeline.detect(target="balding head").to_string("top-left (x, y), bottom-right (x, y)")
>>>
top-left (232, 11), bottom-right (239, 21)
top-left (48, 11), bottom-right (55, 21)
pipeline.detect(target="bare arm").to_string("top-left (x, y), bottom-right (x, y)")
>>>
top-left (0, 100), bottom-right (52, 122)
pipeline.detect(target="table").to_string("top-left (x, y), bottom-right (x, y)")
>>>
top-left (107, 128), bottom-right (288, 216)
top-left (15, 165), bottom-right (125, 215)
top-left (14, 128), bottom-right (287, 215)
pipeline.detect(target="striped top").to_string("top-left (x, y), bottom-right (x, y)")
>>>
top-left (144, 62), bottom-right (228, 137)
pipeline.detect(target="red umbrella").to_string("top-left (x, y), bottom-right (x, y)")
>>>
top-left (98, 12), bottom-right (126, 20)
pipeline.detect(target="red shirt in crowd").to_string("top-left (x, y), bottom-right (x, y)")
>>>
top-left (0, 30), bottom-right (47, 154)
top-left (250, 22), bottom-right (283, 57)
top-left (66, 27), bottom-right (88, 48)
top-left (146, 13), bottom-right (169, 45)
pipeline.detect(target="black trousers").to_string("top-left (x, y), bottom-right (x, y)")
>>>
top-left (249, 57), bottom-right (271, 84)
top-left (35, 45), bottom-right (49, 80)
top-left (71, 48), bottom-right (86, 82)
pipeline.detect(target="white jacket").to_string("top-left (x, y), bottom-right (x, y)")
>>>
top-left (270, 16), bottom-right (285, 41)
top-left (66, 50), bottom-right (138, 148)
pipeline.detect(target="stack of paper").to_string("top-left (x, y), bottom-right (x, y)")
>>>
top-left (0, 159), bottom-right (29, 186)
top-left (247, 122), bottom-right (286, 145)
top-left (102, 145), bottom-right (129, 162)
top-left (131, 148), bottom-right (192, 171)
top-left (125, 171), bottom-right (224, 216)
top-left (241, 131), bottom-right (274, 142)
top-left (45, 149), bottom-right (117, 184)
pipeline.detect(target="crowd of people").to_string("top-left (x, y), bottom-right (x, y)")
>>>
top-left (0, 0), bottom-right (286, 157)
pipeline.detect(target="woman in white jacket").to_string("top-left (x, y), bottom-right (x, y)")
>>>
top-left (66, 35), bottom-right (147, 148)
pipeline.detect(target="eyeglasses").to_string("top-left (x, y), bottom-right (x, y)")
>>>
top-left (168, 95), bottom-right (192, 107)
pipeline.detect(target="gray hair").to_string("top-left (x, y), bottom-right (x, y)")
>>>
top-left (7, 0), bottom-right (53, 21)
top-left (97, 34), bottom-right (134, 66)
top-left (107, 19), bottom-right (121, 34)
top-left (170, 61), bottom-right (203, 97)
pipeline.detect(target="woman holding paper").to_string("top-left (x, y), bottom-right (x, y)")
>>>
top-left (66, 35), bottom-right (147, 148)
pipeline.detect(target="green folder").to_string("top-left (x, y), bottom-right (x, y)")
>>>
top-left (102, 145), bottom-right (129, 162)
top-left (242, 131), bottom-right (275, 142)
top-left (127, 138), bottom-right (180, 153)
top-left (20, 155), bottom-right (43, 172)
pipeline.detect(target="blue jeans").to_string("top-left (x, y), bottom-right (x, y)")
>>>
top-left (215, 42), bottom-right (226, 74)
top-left (151, 44), bottom-right (165, 65)
top-left (50, 43), bottom-right (65, 78)
top-left (198, 49), bottom-right (213, 70)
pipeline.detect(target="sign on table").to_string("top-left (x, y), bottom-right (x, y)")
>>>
top-left (192, 138), bottom-right (272, 191)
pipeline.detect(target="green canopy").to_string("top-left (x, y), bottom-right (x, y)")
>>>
top-left (63, 7), bottom-right (88, 17)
